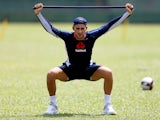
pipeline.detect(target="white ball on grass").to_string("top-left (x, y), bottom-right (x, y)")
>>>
top-left (141, 77), bottom-right (154, 90)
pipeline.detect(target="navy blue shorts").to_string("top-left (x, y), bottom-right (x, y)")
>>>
top-left (59, 61), bottom-right (100, 80)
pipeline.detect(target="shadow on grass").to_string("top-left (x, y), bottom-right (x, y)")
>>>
top-left (35, 113), bottom-right (105, 118)
top-left (6, 113), bottom-right (115, 119)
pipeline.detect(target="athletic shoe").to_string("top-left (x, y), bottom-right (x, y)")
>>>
top-left (103, 104), bottom-right (117, 115)
top-left (44, 103), bottom-right (58, 115)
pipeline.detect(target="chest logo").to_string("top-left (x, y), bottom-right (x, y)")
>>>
top-left (75, 42), bottom-right (86, 52)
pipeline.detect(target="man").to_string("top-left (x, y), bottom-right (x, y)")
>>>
top-left (34, 3), bottom-right (133, 115)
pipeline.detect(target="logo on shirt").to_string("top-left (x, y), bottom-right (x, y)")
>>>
top-left (75, 42), bottom-right (86, 52)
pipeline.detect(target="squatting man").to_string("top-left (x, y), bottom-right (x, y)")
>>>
top-left (34, 3), bottom-right (134, 115)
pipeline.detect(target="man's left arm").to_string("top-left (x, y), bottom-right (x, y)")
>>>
top-left (107, 3), bottom-right (134, 31)
top-left (89, 3), bottom-right (134, 38)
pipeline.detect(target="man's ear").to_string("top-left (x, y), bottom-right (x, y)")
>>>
top-left (72, 25), bottom-right (75, 31)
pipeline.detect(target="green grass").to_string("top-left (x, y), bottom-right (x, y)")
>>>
top-left (0, 23), bottom-right (160, 120)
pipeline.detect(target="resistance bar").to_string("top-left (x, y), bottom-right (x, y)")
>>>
top-left (33, 5), bottom-right (125, 9)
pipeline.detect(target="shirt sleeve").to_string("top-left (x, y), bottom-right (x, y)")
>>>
top-left (88, 12), bottom-right (131, 39)
top-left (37, 13), bottom-right (61, 37)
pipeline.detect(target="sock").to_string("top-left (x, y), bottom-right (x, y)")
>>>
top-left (50, 95), bottom-right (56, 104)
top-left (104, 94), bottom-right (111, 105)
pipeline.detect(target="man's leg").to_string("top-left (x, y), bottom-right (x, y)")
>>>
top-left (47, 67), bottom-right (68, 96)
top-left (45, 67), bottom-right (68, 115)
top-left (91, 66), bottom-right (116, 115)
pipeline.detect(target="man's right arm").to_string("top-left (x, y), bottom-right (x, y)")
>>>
top-left (34, 3), bottom-right (60, 37)
top-left (37, 13), bottom-right (60, 37)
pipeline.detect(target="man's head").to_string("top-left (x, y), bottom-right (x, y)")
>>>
top-left (73, 17), bottom-right (88, 40)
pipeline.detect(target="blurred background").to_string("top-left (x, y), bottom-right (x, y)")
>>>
top-left (0, 0), bottom-right (160, 23)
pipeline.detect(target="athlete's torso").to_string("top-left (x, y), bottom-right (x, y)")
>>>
top-left (58, 32), bottom-right (97, 67)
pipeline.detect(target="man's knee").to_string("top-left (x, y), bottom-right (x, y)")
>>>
top-left (106, 68), bottom-right (112, 76)
top-left (47, 69), bottom-right (57, 80)
top-left (101, 66), bottom-right (113, 79)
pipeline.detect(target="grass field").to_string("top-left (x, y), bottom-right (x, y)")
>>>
top-left (0, 23), bottom-right (160, 120)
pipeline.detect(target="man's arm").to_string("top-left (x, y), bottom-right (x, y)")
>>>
top-left (34, 3), bottom-right (60, 37)
top-left (37, 13), bottom-right (60, 37)
top-left (89, 3), bottom-right (134, 39)
top-left (108, 3), bottom-right (133, 31)
top-left (107, 11), bottom-right (130, 31)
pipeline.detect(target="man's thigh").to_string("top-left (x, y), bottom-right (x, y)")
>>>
top-left (49, 67), bottom-right (68, 81)
top-left (91, 66), bottom-right (112, 80)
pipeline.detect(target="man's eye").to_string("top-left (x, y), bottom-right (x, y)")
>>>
top-left (76, 28), bottom-right (84, 30)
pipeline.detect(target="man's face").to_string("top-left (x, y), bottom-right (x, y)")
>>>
top-left (73, 24), bottom-right (87, 40)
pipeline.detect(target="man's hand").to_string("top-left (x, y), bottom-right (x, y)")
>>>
top-left (34, 3), bottom-right (44, 15)
top-left (125, 3), bottom-right (134, 14)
